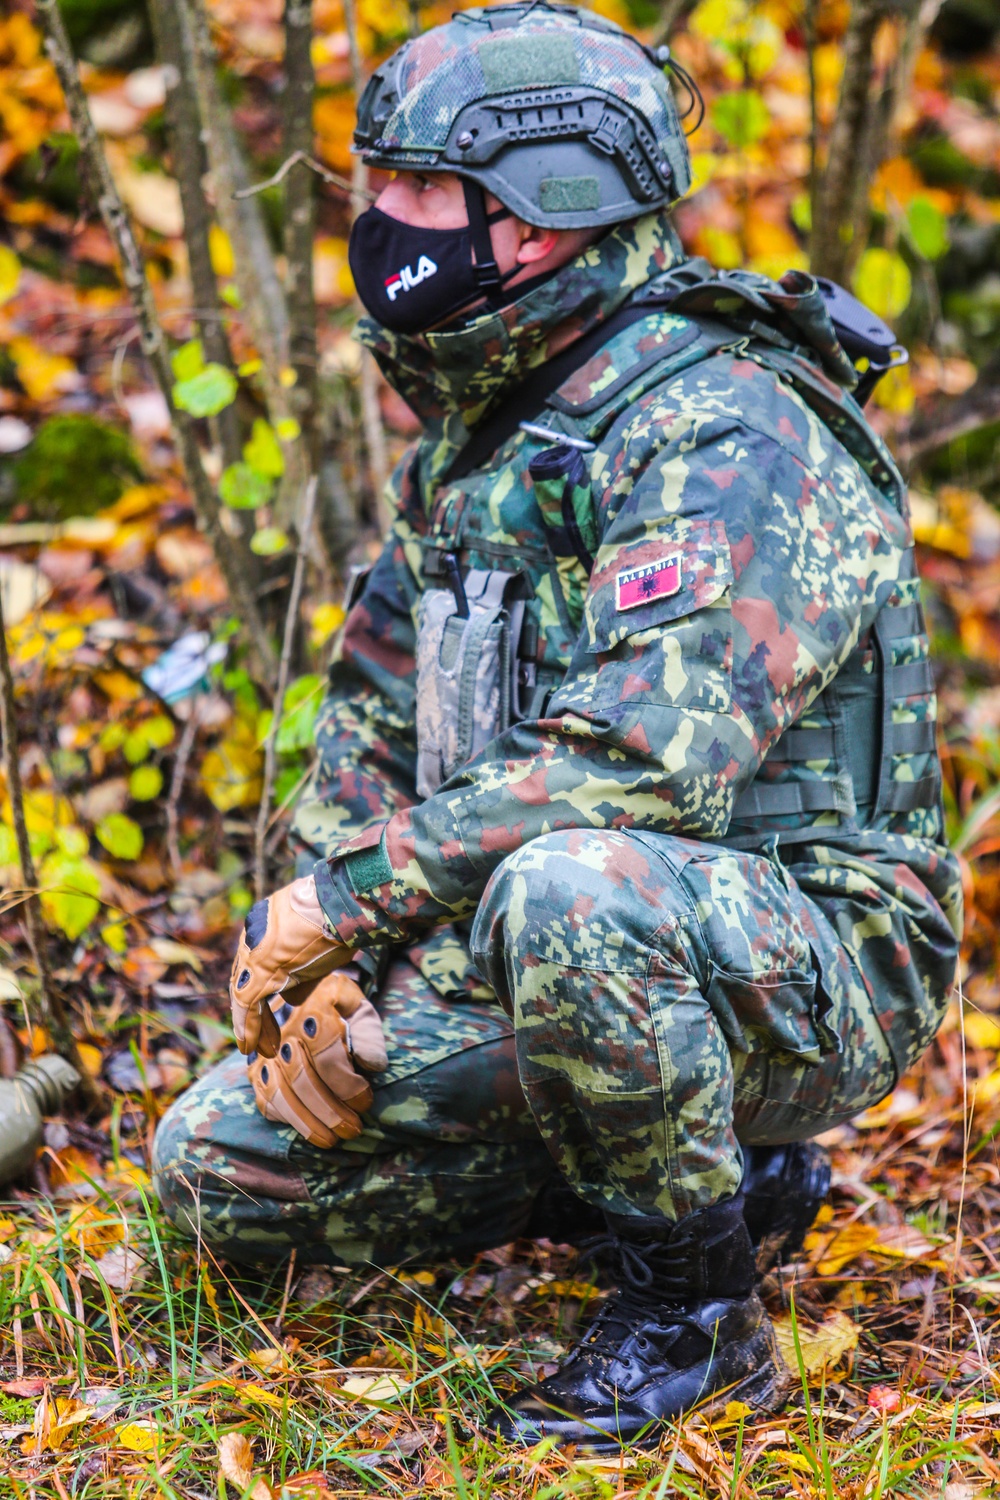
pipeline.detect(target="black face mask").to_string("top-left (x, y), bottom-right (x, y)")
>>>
top-left (348, 180), bottom-right (520, 335)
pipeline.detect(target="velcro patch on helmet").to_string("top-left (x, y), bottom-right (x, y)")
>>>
top-left (479, 33), bottom-right (580, 92)
top-left (616, 555), bottom-right (682, 611)
top-left (538, 175), bottom-right (601, 213)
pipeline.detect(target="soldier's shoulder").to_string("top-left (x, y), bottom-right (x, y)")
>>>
top-left (618, 339), bottom-right (861, 484)
top-left (553, 309), bottom-right (851, 475)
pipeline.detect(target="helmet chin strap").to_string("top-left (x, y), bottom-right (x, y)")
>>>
top-left (462, 178), bottom-right (520, 310)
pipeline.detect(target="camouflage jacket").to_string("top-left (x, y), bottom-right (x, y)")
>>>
top-left (291, 212), bottom-right (962, 955)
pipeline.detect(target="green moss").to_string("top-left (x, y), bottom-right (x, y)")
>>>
top-left (11, 414), bottom-right (143, 521)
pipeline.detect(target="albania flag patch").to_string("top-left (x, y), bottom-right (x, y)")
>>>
top-left (615, 554), bottom-right (682, 612)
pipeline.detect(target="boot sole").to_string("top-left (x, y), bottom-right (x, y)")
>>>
top-left (700, 1349), bottom-right (791, 1418)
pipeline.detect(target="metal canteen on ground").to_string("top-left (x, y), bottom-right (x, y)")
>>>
top-left (0, 1055), bottom-right (80, 1186)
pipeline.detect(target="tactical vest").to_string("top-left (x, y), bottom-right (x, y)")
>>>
top-left (415, 265), bottom-right (944, 850)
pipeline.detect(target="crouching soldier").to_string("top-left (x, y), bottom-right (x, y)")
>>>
top-left (154, 0), bottom-right (961, 1451)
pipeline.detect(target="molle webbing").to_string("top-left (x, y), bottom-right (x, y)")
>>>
top-left (731, 771), bottom-right (857, 820)
top-left (728, 584), bottom-right (942, 839)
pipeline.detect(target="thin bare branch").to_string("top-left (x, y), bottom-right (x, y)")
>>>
top-left (650, 0), bottom-right (696, 46)
top-left (254, 476), bottom-right (319, 899)
top-left (166, 698), bottom-right (202, 877)
top-left (343, 0), bottom-right (389, 531)
top-left (148, 0), bottom-right (241, 470)
top-left (183, 0), bottom-right (291, 414)
top-left (804, 0), bottom-right (820, 235)
top-left (233, 150), bottom-right (376, 205)
top-left (36, 0), bottom-right (278, 683)
top-left (283, 1), bottom-right (319, 474)
top-left (810, 0), bottom-right (888, 280)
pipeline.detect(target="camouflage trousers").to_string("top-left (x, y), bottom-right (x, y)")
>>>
top-left (153, 829), bottom-right (950, 1266)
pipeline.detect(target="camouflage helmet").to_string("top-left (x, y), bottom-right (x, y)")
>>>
top-left (352, 2), bottom-right (693, 231)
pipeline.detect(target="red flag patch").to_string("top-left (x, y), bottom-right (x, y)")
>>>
top-left (615, 554), bottom-right (682, 612)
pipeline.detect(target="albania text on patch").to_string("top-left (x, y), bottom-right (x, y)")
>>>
top-left (615, 555), bottom-right (682, 612)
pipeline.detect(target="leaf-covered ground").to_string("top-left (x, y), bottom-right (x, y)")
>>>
top-left (3, 0), bottom-right (1000, 1494)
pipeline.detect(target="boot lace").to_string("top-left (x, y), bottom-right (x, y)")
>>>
top-left (566, 1234), bottom-right (707, 1360)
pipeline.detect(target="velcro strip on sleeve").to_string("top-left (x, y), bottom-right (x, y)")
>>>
top-left (343, 833), bottom-right (394, 895)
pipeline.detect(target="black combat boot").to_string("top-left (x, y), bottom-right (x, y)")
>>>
top-left (741, 1142), bottom-right (831, 1269)
top-left (525, 1145), bottom-right (831, 1262)
top-left (485, 1196), bottom-right (788, 1451)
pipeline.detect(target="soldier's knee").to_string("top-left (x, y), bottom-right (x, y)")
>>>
top-left (151, 1106), bottom-right (197, 1238)
top-left (472, 828), bottom-right (688, 1003)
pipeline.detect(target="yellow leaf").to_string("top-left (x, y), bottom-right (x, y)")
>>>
top-left (804, 1222), bottom-right (881, 1276)
top-left (688, 152), bottom-right (717, 195)
top-left (310, 602), bottom-right (345, 648)
top-left (65, 1200), bottom-right (124, 1257)
top-left (341, 1373), bottom-right (405, 1403)
top-left (697, 225), bottom-right (742, 270)
top-left (974, 1068), bottom-right (1000, 1107)
top-left (247, 1345), bottom-right (287, 1373)
top-left (8, 336), bottom-right (76, 402)
top-left (398, 1268), bottom-right (436, 1287)
top-left (101, 922), bottom-right (129, 955)
top-left (106, 1161), bottom-right (151, 1190)
top-left (775, 1452), bottom-right (816, 1471)
top-left (200, 739), bottom-right (263, 812)
top-left (107, 483), bottom-right (167, 523)
top-left (871, 155), bottom-right (926, 213)
top-left (24, 1395), bottom-right (92, 1454)
top-left (218, 1432), bottom-right (276, 1500)
top-left (241, 1382), bottom-right (292, 1410)
top-left (76, 1042), bottom-right (104, 1077)
top-left (773, 1308), bottom-right (858, 1380)
top-left (0, 245), bottom-right (21, 305)
top-left (279, 366), bottom-right (297, 388)
top-left (4, 787), bottom-right (75, 841)
top-left (414, 1303), bottom-right (445, 1340)
top-left (853, 247), bottom-right (911, 321)
top-left (93, 669), bottom-right (145, 703)
top-left (0, 1215), bottom-right (17, 1242)
top-left (314, 236), bottom-right (352, 306)
top-left (962, 1012), bottom-right (1000, 1049)
top-left (546, 1280), bottom-right (600, 1299)
top-left (690, 0), bottom-right (749, 41)
top-left (209, 223), bottom-right (235, 278)
top-left (201, 1263), bottom-right (221, 1317)
top-left (115, 1420), bottom-right (158, 1453)
top-left (870, 364), bottom-right (914, 416)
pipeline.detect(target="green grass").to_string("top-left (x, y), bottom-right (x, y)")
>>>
top-left (3, 1150), bottom-right (1000, 1500)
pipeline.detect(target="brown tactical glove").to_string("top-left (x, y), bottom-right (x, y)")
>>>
top-left (230, 875), bottom-right (351, 1058)
top-left (247, 970), bottom-right (388, 1146)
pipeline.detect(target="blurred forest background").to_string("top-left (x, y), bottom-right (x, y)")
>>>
top-left (4, 0), bottom-right (1000, 1494)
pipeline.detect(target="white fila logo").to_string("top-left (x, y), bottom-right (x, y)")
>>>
top-left (384, 254), bottom-right (438, 301)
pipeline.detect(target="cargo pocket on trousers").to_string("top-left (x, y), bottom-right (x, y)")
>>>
top-left (705, 965), bottom-right (824, 1064)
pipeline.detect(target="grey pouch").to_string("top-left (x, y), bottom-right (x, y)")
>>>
top-left (416, 568), bottom-right (528, 799)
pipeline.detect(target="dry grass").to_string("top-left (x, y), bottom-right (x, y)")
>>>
top-left (2, 993), bottom-right (1000, 1498)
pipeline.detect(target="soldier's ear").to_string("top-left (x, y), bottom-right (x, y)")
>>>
top-left (514, 223), bottom-right (561, 266)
